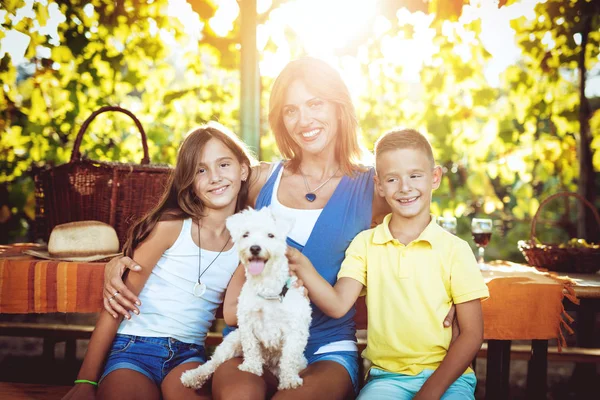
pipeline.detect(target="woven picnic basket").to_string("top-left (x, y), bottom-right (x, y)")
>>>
top-left (33, 106), bottom-right (172, 247)
top-left (518, 192), bottom-right (600, 273)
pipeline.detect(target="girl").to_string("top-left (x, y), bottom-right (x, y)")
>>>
top-left (63, 122), bottom-right (254, 400)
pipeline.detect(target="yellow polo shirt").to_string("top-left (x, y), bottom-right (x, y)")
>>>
top-left (338, 214), bottom-right (489, 376)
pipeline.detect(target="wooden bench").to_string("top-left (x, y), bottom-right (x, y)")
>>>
top-left (3, 300), bottom-right (600, 398)
top-left (0, 382), bottom-right (71, 400)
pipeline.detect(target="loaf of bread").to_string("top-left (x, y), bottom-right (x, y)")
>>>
top-left (48, 221), bottom-right (120, 258)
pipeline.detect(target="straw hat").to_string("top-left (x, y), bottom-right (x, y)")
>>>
top-left (25, 221), bottom-right (121, 262)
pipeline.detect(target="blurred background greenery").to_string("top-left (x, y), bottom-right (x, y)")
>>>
top-left (1, 0), bottom-right (599, 263)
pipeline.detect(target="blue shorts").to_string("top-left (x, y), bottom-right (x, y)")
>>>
top-left (357, 368), bottom-right (477, 400)
top-left (307, 351), bottom-right (360, 395)
top-left (100, 334), bottom-right (207, 386)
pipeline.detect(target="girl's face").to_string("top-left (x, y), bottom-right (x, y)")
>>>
top-left (281, 79), bottom-right (339, 159)
top-left (193, 138), bottom-right (248, 212)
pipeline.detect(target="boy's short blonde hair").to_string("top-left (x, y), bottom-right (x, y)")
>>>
top-left (374, 128), bottom-right (435, 167)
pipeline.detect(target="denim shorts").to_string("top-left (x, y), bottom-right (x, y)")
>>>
top-left (307, 351), bottom-right (360, 395)
top-left (357, 367), bottom-right (477, 400)
top-left (100, 334), bottom-right (207, 386)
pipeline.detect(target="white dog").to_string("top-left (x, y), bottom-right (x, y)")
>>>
top-left (181, 207), bottom-right (312, 390)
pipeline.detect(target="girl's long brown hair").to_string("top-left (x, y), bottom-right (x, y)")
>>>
top-left (123, 122), bottom-right (255, 257)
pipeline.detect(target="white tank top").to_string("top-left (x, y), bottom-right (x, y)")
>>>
top-left (269, 165), bottom-right (322, 246)
top-left (118, 218), bottom-right (239, 345)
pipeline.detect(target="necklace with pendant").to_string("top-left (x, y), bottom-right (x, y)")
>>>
top-left (299, 167), bottom-right (340, 202)
top-left (193, 221), bottom-right (230, 297)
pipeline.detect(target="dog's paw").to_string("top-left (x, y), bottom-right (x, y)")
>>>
top-left (278, 375), bottom-right (303, 390)
top-left (180, 369), bottom-right (209, 389)
top-left (238, 361), bottom-right (263, 376)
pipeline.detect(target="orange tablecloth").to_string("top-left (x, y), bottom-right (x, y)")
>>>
top-left (0, 245), bottom-right (105, 313)
top-left (481, 261), bottom-right (577, 347)
top-left (0, 246), bottom-right (577, 344)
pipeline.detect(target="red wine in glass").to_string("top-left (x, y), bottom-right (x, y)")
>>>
top-left (471, 218), bottom-right (493, 269)
top-left (472, 232), bottom-right (491, 247)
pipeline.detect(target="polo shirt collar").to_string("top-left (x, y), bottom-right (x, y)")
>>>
top-left (373, 214), bottom-right (445, 248)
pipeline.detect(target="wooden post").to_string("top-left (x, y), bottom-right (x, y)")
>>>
top-left (240, 0), bottom-right (261, 157)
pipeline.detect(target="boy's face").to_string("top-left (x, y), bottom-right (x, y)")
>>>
top-left (375, 148), bottom-right (442, 221)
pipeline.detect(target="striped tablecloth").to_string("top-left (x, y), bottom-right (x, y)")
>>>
top-left (0, 244), bottom-right (105, 313)
top-left (0, 245), bottom-right (577, 345)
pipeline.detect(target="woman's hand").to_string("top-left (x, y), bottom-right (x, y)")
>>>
top-left (61, 383), bottom-right (96, 400)
top-left (444, 305), bottom-right (460, 344)
top-left (103, 256), bottom-right (142, 319)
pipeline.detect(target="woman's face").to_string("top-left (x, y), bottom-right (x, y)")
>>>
top-left (281, 80), bottom-right (339, 159)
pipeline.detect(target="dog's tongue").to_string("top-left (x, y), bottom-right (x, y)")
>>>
top-left (248, 259), bottom-right (266, 275)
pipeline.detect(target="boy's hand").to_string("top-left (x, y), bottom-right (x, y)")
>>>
top-left (286, 247), bottom-right (314, 275)
top-left (61, 383), bottom-right (96, 400)
top-left (288, 272), bottom-right (309, 298)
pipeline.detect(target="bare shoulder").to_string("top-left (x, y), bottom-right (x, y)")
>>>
top-left (248, 161), bottom-right (275, 207)
top-left (144, 219), bottom-right (184, 250)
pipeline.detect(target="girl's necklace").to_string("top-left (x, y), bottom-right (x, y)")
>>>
top-left (193, 221), bottom-right (230, 298)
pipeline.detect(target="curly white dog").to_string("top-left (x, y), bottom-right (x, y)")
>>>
top-left (181, 207), bottom-right (312, 390)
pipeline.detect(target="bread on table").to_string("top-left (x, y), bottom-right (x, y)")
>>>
top-left (48, 221), bottom-right (120, 258)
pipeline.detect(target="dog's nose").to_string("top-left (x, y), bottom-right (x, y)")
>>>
top-left (250, 245), bottom-right (261, 256)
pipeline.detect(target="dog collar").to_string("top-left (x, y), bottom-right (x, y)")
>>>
top-left (257, 277), bottom-right (294, 302)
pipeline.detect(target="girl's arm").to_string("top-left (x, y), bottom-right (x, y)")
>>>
top-left (414, 299), bottom-right (484, 400)
top-left (287, 248), bottom-right (363, 318)
top-left (223, 264), bottom-right (245, 326)
top-left (73, 220), bottom-right (181, 386)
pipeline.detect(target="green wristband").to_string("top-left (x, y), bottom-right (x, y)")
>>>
top-left (74, 379), bottom-right (98, 386)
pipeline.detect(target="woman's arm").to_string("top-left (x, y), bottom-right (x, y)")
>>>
top-left (73, 221), bottom-right (181, 385)
top-left (223, 264), bottom-right (245, 326)
top-left (103, 256), bottom-right (142, 318)
top-left (414, 299), bottom-right (484, 400)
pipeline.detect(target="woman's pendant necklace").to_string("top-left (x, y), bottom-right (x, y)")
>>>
top-left (193, 220), bottom-right (230, 298)
top-left (299, 167), bottom-right (340, 202)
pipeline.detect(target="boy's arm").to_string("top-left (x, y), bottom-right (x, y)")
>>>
top-left (287, 247), bottom-right (364, 318)
top-left (414, 299), bottom-right (484, 400)
top-left (74, 220), bottom-right (179, 384)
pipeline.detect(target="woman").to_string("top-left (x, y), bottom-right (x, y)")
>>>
top-left (104, 57), bottom-right (454, 399)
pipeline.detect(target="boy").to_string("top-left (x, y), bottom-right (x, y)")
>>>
top-left (289, 129), bottom-right (489, 399)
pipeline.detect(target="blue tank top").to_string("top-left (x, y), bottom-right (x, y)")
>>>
top-left (256, 162), bottom-right (374, 356)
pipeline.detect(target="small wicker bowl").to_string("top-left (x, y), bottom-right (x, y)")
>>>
top-left (518, 192), bottom-right (600, 274)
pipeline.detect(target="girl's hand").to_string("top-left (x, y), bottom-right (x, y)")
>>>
top-left (61, 383), bottom-right (96, 400)
top-left (103, 256), bottom-right (142, 319)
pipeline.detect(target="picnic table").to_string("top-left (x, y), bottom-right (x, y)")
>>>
top-left (1, 244), bottom-right (599, 399)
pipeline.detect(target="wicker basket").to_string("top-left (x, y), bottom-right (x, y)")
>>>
top-left (33, 106), bottom-right (172, 247)
top-left (518, 192), bottom-right (600, 273)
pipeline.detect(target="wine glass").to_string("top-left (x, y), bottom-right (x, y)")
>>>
top-left (471, 218), bottom-right (493, 270)
top-left (437, 216), bottom-right (457, 235)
